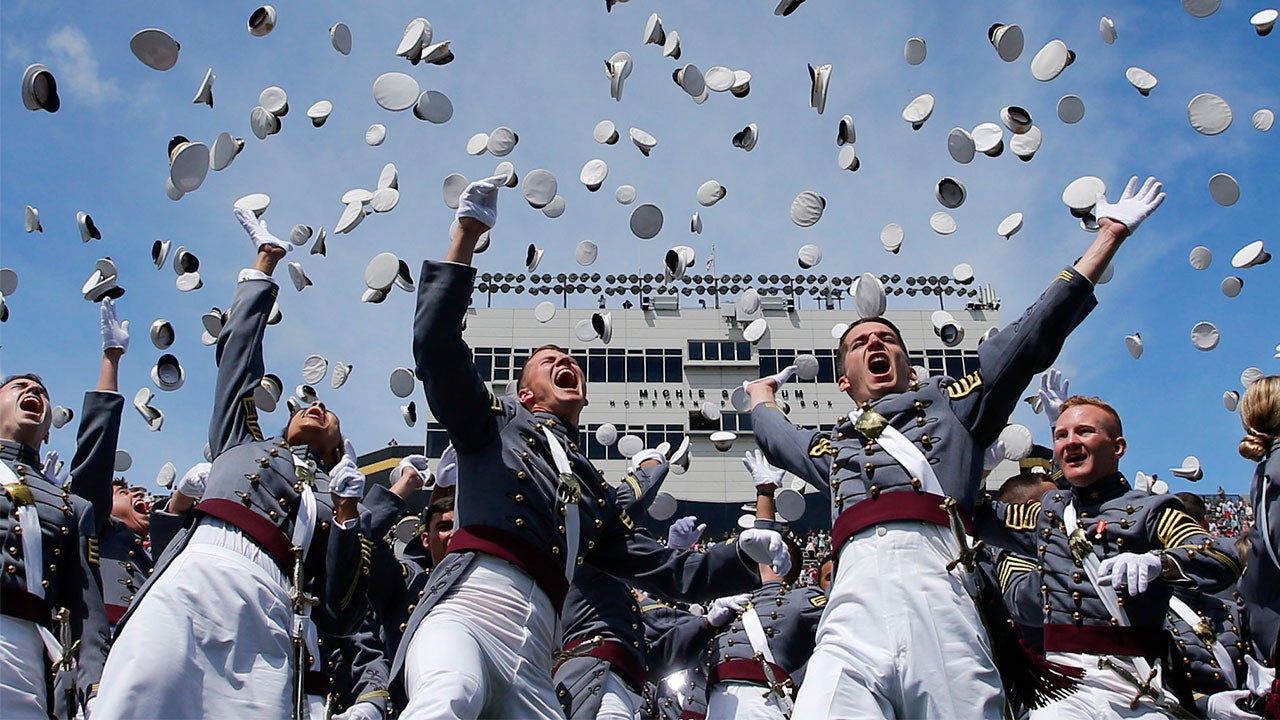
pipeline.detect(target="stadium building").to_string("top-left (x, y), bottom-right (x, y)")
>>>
top-left (361, 270), bottom-right (1008, 533)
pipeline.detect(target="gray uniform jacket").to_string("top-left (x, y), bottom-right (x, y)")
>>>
top-left (642, 601), bottom-right (712, 720)
top-left (556, 472), bottom-right (726, 718)
top-left (981, 474), bottom-right (1242, 659)
top-left (396, 259), bottom-right (762, 688)
top-left (117, 277), bottom-right (367, 638)
top-left (1, 388), bottom-right (119, 708)
top-left (1238, 448), bottom-right (1279, 659)
top-left (751, 267), bottom-right (1096, 550)
top-left (708, 580), bottom-right (825, 690)
top-left (1164, 587), bottom-right (1251, 696)
top-left (314, 484), bottom-right (404, 719)
top-left (95, 519), bottom-right (151, 628)
top-left (67, 390), bottom-right (142, 640)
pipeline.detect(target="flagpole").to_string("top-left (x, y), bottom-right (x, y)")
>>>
top-left (708, 244), bottom-right (719, 309)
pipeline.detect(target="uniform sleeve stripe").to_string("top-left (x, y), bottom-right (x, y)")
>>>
top-left (998, 555), bottom-right (1036, 591)
top-left (242, 397), bottom-right (263, 441)
top-left (1156, 508), bottom-right (1203, 546)
top-left (1004, 502), bottom-right (1041, 531)
top-left (1203, 548), bottom-right (1243, 575)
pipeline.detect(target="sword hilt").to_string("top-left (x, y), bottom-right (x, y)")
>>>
top-left (553, 634), bottom-right (604, 662)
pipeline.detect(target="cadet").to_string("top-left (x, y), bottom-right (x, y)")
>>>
top-left (1158, 493), bottom-right (1258, 717)
top-left (1, 298), bottom-right (124, 717)
top-left (94, 207), bottom-right (369, 718)
top-left (554, 449), bottom-right (673, 720)
top-left (1236, 376), bottom-right (1279, 719)
top-left (704, 452), bottom-right (824, 720)
top-left (640, 591), bottom-right (718, 720)
top-left (747, 178), bottom-right (1167, 718)
top-left (983, 396), bottom-right (1241, 718)
top-left (396, 175), bottom-right (787, 719)
top-left (93, 479), bottom-right (153, 630)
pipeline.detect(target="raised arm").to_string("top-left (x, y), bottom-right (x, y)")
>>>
top-left (1074, 176), bottom-right (1164, 283)
top-left (590, 502), bottom-right (789, 603)
top-left (209, 210), bottom-right (289, 457)
top-left (412, 177), bottom-right (509, 451)
top-left (951, 176), bottom-right (1164, 448)
top-left (69, 298), bottom-right (127, 532)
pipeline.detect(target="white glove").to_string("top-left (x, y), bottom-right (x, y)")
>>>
top-left (1097, 552), bottom-right (1161, 595)
top-left (435, 444), bottom-right (458, 488)
top-left (742, 450), bottom-right (784, 492)
top-left (982, 440), bottom-right (1007, 472)
top-left (705, 593), bottom-right (750, 628)
top-left (737, 528), bottom-right (792, 577)
top-left (1093, 175), bottom-right (1166, 234)
top-left (234, 207), bottom-right (292, 253)
top-left (743, 365), bottom-right (796, 394)
top-left (1201, 689), bottom-right (1261, 720)
top-left (41, 450), bottom-right (69, 485)
top-left (332, 701), bottom-right (383, 720)
top-left (630, 448), bottom-right (667, 475)
top-left (176, 461), bottom-right (212, 500)
top-left (1038, 368), bottom-right (1070, 427)
top-left (99, 297), bottom-right (129, 353)
top-left (667, 516), bottom-right (707, 550)
top-left (394, 454), bottom-right (433, 489)
top-left (456, 174), bottom-right (506, 229)
top-left (329, 440), bottom-right (366, 499)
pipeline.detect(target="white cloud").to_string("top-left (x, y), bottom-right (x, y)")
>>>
top-left (45, 25), bottom-right (117, 106)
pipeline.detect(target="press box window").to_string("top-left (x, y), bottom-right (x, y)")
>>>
top-left (687, 341), bottom-right (752, 363)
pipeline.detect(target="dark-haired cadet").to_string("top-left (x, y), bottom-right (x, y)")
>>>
top-left (1, 298), bottom-right (123, 717)
top-left (94, 208), bottom-right (369, 718)
top-left (396, 175), bottom-right (787, 719)
top-left (745, 177), bottom-right (1166, 717)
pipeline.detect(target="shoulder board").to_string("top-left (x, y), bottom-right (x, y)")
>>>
top-left (947, 371), bottom-right (983, 399)
top-left (618, 509), bottom-right (635, 530)
top-left (489, 392), bottom-right (505, 415)
top-left (809, 437), bottom-right (836, 458)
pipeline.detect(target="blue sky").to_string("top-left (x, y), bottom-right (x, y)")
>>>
top-left (2, 1), bottom-right (1275, 494)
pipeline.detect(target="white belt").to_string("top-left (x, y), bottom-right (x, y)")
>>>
top-left (1063, 502), bottom-right (1158, 686)
top-left (542, 428), bottom-right (581, 584)
top-left (288, 453), bottom-right (319, 669)
top-left (1, 461), bottom-right (44, 599)
top-left (848, 406), bottom-right (944, 496)
top-left (1258, 473), bottom-right (1278, 570)
top-left (290, 453), bottom-right (318, 561)
top-left (1167, 595), bottom-right (1235, 678)
top-left (741, 605), bottom-right (794, 716)
top-left (1, 462), bottom-right (69, 664)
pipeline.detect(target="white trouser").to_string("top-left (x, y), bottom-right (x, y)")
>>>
top-left (791, 521), bottom-right (1004, 719)
top-left (598, 669), bottom-right (641, 720)
top-left (401, 554), bottom-right (561, 720)
top-left (94, 519), bottom-right (294, 718)
top-left (707, 681), bottom-right (788, 720)
top-left (1031, 653), bottom-right (1179, 719)
top-left (0, 615), bottom-right (46, 718)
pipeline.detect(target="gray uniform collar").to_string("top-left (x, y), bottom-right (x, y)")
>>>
top-left (1069, 472), bottom-right (1129, 508)
top-left (532, 411), bottom-right (580, 446)
top-left (0, 438), bottom-right (41, 468)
